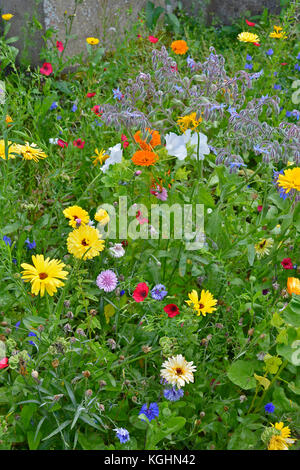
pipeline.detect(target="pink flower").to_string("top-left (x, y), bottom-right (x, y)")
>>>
top-left (136, 210), bottom-right (148, 225)
top-left (58, 139), bottom-right (68, 148)
top-left (73, 138), bottom-right (85, 149)
top-left (96, 270), bottom-right (118, 292)
top-left (148, 35), bottom-right (158, 43)
top-left (281, 258), bottom-right (294, 270)
top-left (150, 185), bottom-right (168, 201)
top-left (56, 41), bottom-right (64, 52)
top-left (0, 358), bottom-right (8, 369)
top-left (40, 62), bottom-right (53, 76)
top-left (257, 205), bottom-right (263, 212)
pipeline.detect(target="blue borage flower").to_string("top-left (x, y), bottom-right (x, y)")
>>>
top-left (114, 427), bottom-right (130, 443)
top-left (151, 284), bottom-right (168, 301)
top-left (139, 403), bottom-right (159, 422)
top-left (25, 239), bottom-right (36, 250)
top-left (112, 87), bottom-right (123, 100)
top-left (250, 69), bottom-right (263, 80)
top-left (227, 105), bottom-right (240, 118)
top-left (264, 402), bottom-right (275, 413)
top-left (174, 84), bottom-right (184, 93)
top-left (253, 144), bottom-right (270, 155)
top-left (2, 235), bottom-right (11, 246)
top-left (163, 386), bottom-right (184, 402)
top-left (186, 55), bottom-right (196, 69)
top-left (274, 84), bottom-right (281, 90)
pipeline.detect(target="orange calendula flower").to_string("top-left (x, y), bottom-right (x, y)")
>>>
top-left (134, 128), bottom-right (161, 151)
top-left (287, 277), bottom-right (300, 295)
top-left (131, 150), bottom-right (158, 166)
top-left (171, 40), bottom-right (189, 55)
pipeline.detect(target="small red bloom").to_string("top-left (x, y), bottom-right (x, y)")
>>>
top-left (86, 92), bottom-right (96, 98)
top-left (123, 140), bottom-right (129, 149)
top-left (0, 358), bottom-right (9, 369)
top-left (253, 43), bottom-right (261, 47)
top-left (137, 34), bottom-right (142, 38)
top-left (148, 35), bottom-right (158, 43)
top-left (171, 64), bottom-right (178, 73)
top-left (280, 62), bottom-right (287, 66)
top-left (104, 68), bottom-right (107, 71)
top-left (56, 41), bottom-right (64, 52)
top-left (281, 258), bottom-right (294, 269)
top-left (246, 19), bottom-right (256, 26)
top-left (163, 304), bottom-right (180, 318)
top-left (121, 240), bottom-right (128, 247)
top-left (91, 105), bottom-right (102, 116)
top-left (58, 139), bottom-right (68, 148)
top-left (257, 205), bottom-right (263, 212)
top-left (73, 138), bottom-right (85, 149)
top-left (133, 282), bottom-right (149, 302)
top-left (40, 62), bottom-right (53, 76)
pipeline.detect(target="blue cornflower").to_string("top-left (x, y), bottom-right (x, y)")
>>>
top-left (139, 403), bottom-right (159, 422)
top-left (57, 115), bottom-right (62, 120)
top-left (25, 239), bottom-right (36, 250)
top-left (112, 87), bottom-right (123, 100)
top-left (151, 284), bottom-right (168, 301)
top-left (266, 49), bottom-right (273, 56)
top-left (295, 63), bottom-right (300, 71)
top-left (50, 102), bottom-right (58, 110)
top-left (12, 258), bottom-right (17, 264)
top-left (120, 289), bottom-right (125, 296)
top-left (163, 386), bottom-right (184, 402)
top-left (2, 235), bottom-right (12, 246)
top-left (264, 402), bottom-right (275, 413)
top-left (250, 69), bottom-right (263, 80)
top-left (114, 428), bottom-right (130, 444)
top-left (297, 53), bottom-right (300, 60)
top-left (71, 104), bottom-right (78, 112)
top-left (28, 332), bottom-right (38, 347)
top-left (273, 84), bottom-right (281, 90)
top-left (246, 54), bottom-right (252, 61)
top-left (286, 111), bottom-right (292, 117)
top-left (15, 321), bottom-right (21, 330)
top-left (186, 55), bottom-right (196, 69)
top-left (245, 63), bottom-right (253, 70)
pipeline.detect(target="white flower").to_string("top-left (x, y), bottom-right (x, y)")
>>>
top-left (109, 243), bottom-right (125, 258)
top-left (165, 132), bottom-right (187, 160)
top-left (101, 143), bottom-right (123, 173)
top-left (184, 129), bottom-right (210, 160)
top-left (49, 138), bottom-right (58, 144)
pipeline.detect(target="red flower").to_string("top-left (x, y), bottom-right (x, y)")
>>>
top-left (40, 62), bottom-right (53, 76)
top-left (257, 205), bottom-right (263, 212)
top-left (58, 139), bottom-right (68, 148)
top-left (91, 105), bottom-right (102, 116)
top-left (86, 92), bottom-right (96, 98)
top-left (253, 43), bottom-right (261, 47)
top-left (246, 19), bottom-right (256, 26)
top-left (56, 41), bottom-right (64, 52)
top-left (281, 62), bottom-right (287, 66)
top-left (123, 140), bottom-right (129, 149)
top-left (0, 358), bottom-right (8, 369)
top-left (148, 35), bottom-right (158, 43)
top-left (73, 138), bottom-right (85, 149)
top-left (171, 64), bottom-right (178, 73)
top-left (164, 304), bottom-right (180, 318)
top-left (133, 282), bottom-right (149, 302)
top-left (281, 258), bottom-right (294, 269)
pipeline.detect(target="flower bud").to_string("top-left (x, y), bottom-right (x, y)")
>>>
top-left (85, 389), bottom-right (93, 397)
top-left (82, 370), bottom-right (91, 378)
top-left (52, 359), bottom-right (59, 368)
top-left (31, 370), bottom-right (39, 380)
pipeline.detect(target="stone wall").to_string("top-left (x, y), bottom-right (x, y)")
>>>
top-left (0, 0), bottom-right (282, 66)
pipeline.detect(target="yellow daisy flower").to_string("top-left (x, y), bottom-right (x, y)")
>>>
top-left (160, 354), bottom-right (197, 388)
top-left (185, 289), bottom-right (218, 317)
top-left (237, 32), bottom-right (260, 43)
top-left (269, 25), bottom-right (287, 39)
top-left (254, 238), bottom-right (273, 258)
top-left (15, 142), bottom-right (47, 162)
top-left (67, 225), bottom-right (105, 260)
top-left (177, 112), bottom-right (202, 133)
top-left (2, 14), bottom-right (14, 21)
top-left (0, 140), bottom-right (20, 160)
top-left (63, 205), bottom-right (89, 228)
top-left (21, 254), bottom-right (68, 297)
top-left (86, 37), bottom-right (99, 45)
top-left (91, 148), bottom-right (109, 166)
top-left (95, 208), bottom-right (110, 225)
top-left (277, 167), bottom-right (300, 193)
top-left (268, 422), bottom-right (296, 450)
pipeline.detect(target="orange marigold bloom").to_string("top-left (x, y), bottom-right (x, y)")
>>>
top-left (287, 277), bottom-right (300, 295)
top-left (131, 150), bottom-right (158, 166)
top-left (134, 128), bottom-right (161, 151)
top-left (171, 40), bottom-right (189, 55)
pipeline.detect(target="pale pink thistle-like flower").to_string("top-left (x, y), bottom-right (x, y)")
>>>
top-left (96, 270), bottom-right (118, 292)
top-left (150, 185), bottom-right (168, 201)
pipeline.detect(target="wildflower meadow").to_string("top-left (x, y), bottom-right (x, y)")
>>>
top-left (0, 0), bottom-right (300, 453)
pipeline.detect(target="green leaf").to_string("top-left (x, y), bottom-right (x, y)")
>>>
top-left (42, 420), bottom-right (72, 441)
top-left (247, 244), bottom-right (255, 266)
top-left (227, 360), bottom-right (257, 390)
top-left (282, 297), bottom-right (300, 327)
